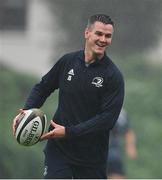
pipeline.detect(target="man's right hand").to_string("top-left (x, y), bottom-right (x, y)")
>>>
top-left (12, 109), bottom-right (24, 136)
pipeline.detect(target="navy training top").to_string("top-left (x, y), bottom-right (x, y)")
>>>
top-left (24, 50), bottom-right (125, 167)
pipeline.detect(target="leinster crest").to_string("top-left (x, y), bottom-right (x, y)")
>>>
top-left (91, 77), bottom-right (103, 87)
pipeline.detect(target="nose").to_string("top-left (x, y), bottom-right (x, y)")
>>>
top-left (99, 35), bottom-right (107, 43)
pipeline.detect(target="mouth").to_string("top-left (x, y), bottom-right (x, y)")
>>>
top-left (95, 43), bottom-right (107, 48)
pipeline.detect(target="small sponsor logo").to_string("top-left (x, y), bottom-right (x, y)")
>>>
top-left (67, 69), bottom-right (74, 81)
top-left (68, 69), bottom-right (74, 75)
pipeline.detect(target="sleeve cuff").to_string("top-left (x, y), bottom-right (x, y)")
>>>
top-left (65, 126), bottom-right (77, 139)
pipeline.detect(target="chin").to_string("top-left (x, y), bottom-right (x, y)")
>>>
top-left (94, 50), bottom-right (105, 57)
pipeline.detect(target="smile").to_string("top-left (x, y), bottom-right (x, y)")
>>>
top-left (95, 42), bottom-right (107, 48)
top-left (95, 43), bottom-right (106, 48)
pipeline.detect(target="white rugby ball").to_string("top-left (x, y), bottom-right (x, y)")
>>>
top-left (15, 108), bottom-right (47, 146)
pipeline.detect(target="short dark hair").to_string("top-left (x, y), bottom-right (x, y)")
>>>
top-left (87, 14), bottom-right (114, 28)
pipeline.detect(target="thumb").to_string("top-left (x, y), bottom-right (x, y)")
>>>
top-left (50, 120), bottom-right (58, 128)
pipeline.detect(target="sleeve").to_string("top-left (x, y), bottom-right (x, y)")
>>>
top-left (23, 56), bottom-right (66, 109)
top-left (65, 70), bottom-right (125, 138)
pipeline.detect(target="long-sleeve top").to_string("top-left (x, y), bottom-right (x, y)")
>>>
top-left (24, 50), bottom-right (124, 167)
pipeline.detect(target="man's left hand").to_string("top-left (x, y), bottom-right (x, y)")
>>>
top-left (40, 120), bottom-right (65, 140)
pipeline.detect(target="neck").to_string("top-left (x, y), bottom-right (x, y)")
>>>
top-left (84, 50), bottom-right (104, 64)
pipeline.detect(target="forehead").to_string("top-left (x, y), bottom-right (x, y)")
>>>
top-left (91, 21), bottom-right (114, 33)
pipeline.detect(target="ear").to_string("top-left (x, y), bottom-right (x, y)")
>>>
top-left (84, 28), bottom-right (89, 39)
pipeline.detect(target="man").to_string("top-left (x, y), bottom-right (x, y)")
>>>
top-left (13, 14), bottom-right (124, 179)
top-left (107, 109), bottom-right (137, 179)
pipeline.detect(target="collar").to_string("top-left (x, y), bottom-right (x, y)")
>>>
top-left (77, 50), bottom-right (107, 66)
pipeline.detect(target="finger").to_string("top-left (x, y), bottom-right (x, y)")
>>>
top-left (12, 116), bottom-right (19, 136)
top-left (40, 134), bottom-right (51, 141)
top-left (50, 120), bottom-right (57, 127)
top-left (12, 111), bottom-right (24, 136)
top-left (12, 124), bottom-right (16, 136)
top-left (19, 109), bottom-right (23, 113)
top-left (40, 131), bottom-right (54, 141)
top-left (13, 120), bottom-right (18, 136)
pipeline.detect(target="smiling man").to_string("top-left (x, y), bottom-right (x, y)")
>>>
top-left (13, 14), bottom-right (124, 179)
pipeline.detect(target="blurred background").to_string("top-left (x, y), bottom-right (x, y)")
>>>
top-left (0, 0), bottom-right (162, 178)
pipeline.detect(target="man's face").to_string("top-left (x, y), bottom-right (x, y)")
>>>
top-left (85, 21), bottom-right (114, 57)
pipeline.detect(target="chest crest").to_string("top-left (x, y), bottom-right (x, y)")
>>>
top-left (91, 77), bottom-right (104, 88)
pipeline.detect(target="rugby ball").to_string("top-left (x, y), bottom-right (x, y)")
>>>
top-left (15, 108), bottom-right (47, 146)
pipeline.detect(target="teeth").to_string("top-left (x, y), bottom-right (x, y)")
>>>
top-left (96, 43), bottom-right (106, 47)
top-left (97, 44), bottom-right (105, 47)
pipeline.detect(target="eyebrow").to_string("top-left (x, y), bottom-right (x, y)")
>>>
top-left (95, 31), bottom-right (112, 37)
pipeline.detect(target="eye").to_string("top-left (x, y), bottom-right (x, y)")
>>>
top-left (105, 33), bottom-right (112, 38)
top-left (95, 31), bottom-right (103, 36)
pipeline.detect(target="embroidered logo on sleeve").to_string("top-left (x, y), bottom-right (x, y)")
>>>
top-left (92, 77), bottom-right (103, 87)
